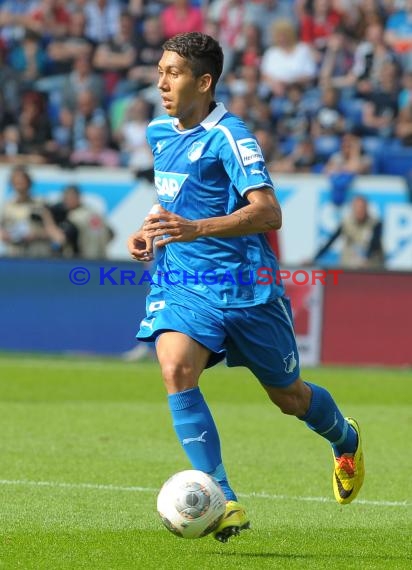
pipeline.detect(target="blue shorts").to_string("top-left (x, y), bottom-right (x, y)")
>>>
top-left (136, 288), bottom-right (300, 387)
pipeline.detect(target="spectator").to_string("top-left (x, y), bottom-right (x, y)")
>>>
top-left (318, 26), bottom-right (355, 87)
top-left (128, 0), bottom-right (166, 24)
top-left (274, 83), bottom-right (311, 140)
top-left (0, 47), bottom-right (22, 118)
top-left (68, 89), bottom-right (107, 151)
top-left (0, 166), bottom-right (64, 257)
top-left (313, 194), bottom-right (384, 268)
top-left (52, 184), bottom-right (114, 258)
top-left (8, 29), bottom-right (48, 89)
top-left (399, 69), bottom-right (412, 111)
top-left (260, 18), bottom-right (317, 98)
top-left (331, 19), bottom-right (397, 97)
top-left (46, 8), bottom-right (94, 74)
top-left (323, 132), bottom-right (372, 174)
top-left (208, 0), bottom-right (247, 74)
top-left (396, 69), bottom-right (412, 144)
top-left (25, 0), bottom-right (72, 40)
top-left (61, 52), bottom-right (105, 111)
top-left (384, 0), bottom-right (412, 69)
top-left (323, 132), bottom-right (372, 205)
top-left (396, 96), bottom-right (412, 146)
top-left (359, 60), bottom-right (399, 138)
top-left (300, 0), bottom-right (343, 63)
top-left (254, 126), bottom-right (278, 165)
top-left (70, 123), bottom-right (120, 166)
top-left (0, 0), bottom-right (37, 47)
top-left (311, 85), bottom-right (346, 137)
top-left (271, 136), bottom-right (321, 173)
top-left (161, 0), bottom-right (204, 39)
top-left (0, 91), bottom-right (16, 133)
top-left (93, 10), bottom-right (137, 95)
top-left (114, 96), bottom-right (154, 175)
top-left (117, 15), bottom-right (164, 96)
top-left (84, 0), bottom-right (121, 44)
top-left (226, 22), bottom-right (263, 77)
top-left (227, 93), bottom-right (251, 123)
top-left (0, 126), bottom-right (23, 164)
top-left (18, 91), bottom-right (54, 162)
top-left (244, 0), bottom-right (297, 49)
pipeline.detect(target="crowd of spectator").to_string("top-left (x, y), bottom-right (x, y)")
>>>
top-left (1, 0), bottom-right (412, 261)
top-left (0, 0), bottom-right (411, 177)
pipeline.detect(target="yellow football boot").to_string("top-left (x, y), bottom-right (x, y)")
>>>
top-left (333, 417), bottom-right (365, 505)
top-left (213, 500), bottom-right (250, 543)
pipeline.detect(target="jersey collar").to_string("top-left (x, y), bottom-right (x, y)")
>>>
top-left (171, 102), bottom-right (228, 133)
top-left (200, 102), bottom-right (228, 131)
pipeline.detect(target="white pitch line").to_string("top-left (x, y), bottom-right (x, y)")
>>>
top-left (0, 479), bottom-right (408, 508)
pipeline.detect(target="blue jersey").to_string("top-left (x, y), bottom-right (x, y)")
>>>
top-left (147, 102), bottom-right (283, 308)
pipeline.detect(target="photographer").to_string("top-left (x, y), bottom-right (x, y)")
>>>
top-left (50, 185), bottom-right (114, 259)
top-left (0, 166), bottom-right (64, 257)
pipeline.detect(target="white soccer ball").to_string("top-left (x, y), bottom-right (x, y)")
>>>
top-left (156, 470), bottom-right (226, 539)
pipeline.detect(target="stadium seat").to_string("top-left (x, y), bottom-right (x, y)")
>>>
top-left (377, 147), bottom-right (412, 176)
top-left (339, 98), bottom-right (364, 129)
top-left (314, 135), bottom-right (340, 160)
top-left (361, 136), bottom-right (384, 155)
top-left (279, 137), bottom-right (297, 155)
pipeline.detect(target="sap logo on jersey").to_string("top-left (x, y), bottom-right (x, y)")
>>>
top-left (154, 171), bottom-right (188, 202)
top-left (236, 138), bottom-right (264, 166)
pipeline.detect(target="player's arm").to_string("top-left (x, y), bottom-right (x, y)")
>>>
top-left (143, 188), bottom-right (282, 246)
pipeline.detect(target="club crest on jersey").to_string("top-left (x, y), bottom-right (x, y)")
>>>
top-left (236, 138), bottom-right (264, 166)
top-left (283, 351), bottom-right (297, 374)
top-left (154, 170), bottom-right (188, 202)
top-left (187, 141), bottom-right (205, 162)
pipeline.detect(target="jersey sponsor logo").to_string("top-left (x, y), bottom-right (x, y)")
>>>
top-left (236, 138), bottom-right (264, 166)
top-left (154, 171), bottom-right (188, 202)
top-left (188, 141), bottom-right (205, 162)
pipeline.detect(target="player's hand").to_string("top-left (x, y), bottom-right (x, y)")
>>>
top-left (143, 207), bottom-right (200, 247)
top-left (127, 229), bottom-right (154, 261)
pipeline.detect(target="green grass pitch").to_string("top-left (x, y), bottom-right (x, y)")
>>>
top-left (0, 353), bottom-right (411, 569)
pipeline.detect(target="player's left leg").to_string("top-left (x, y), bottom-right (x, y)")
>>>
top-left (224, 298), bottom-right (364, 504)
top-left (263, 379), bottom-right (364, 505)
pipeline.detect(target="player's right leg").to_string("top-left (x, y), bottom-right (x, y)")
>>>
top-left (156, 332), bottom-right (249, 542)
top-left (156, 331), bottom-right (239, 501)
top-left (136, 291), bottom-right (249, 540)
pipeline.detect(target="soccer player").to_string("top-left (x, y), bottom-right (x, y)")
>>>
top-left (127, 32), bottom-right (364, 542)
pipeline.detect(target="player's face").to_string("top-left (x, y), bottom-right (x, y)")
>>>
top-left (157, 50), bottom-right (209, 128)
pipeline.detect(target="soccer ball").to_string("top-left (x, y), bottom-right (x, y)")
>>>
top-left (156, 470), bottom-right (226, 539)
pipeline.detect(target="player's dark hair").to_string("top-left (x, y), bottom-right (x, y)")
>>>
top-left (162, 32), bottom-right (224, 94)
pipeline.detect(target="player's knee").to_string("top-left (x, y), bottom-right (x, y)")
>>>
top-left (161, 360), bottom-right (198, 393)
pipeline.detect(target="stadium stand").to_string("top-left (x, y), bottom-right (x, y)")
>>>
top-left (0, 0), bottom-right (411, 246)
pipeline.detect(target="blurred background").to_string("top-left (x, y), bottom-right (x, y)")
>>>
top-left (0, 0), bottom-right (411, 367)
